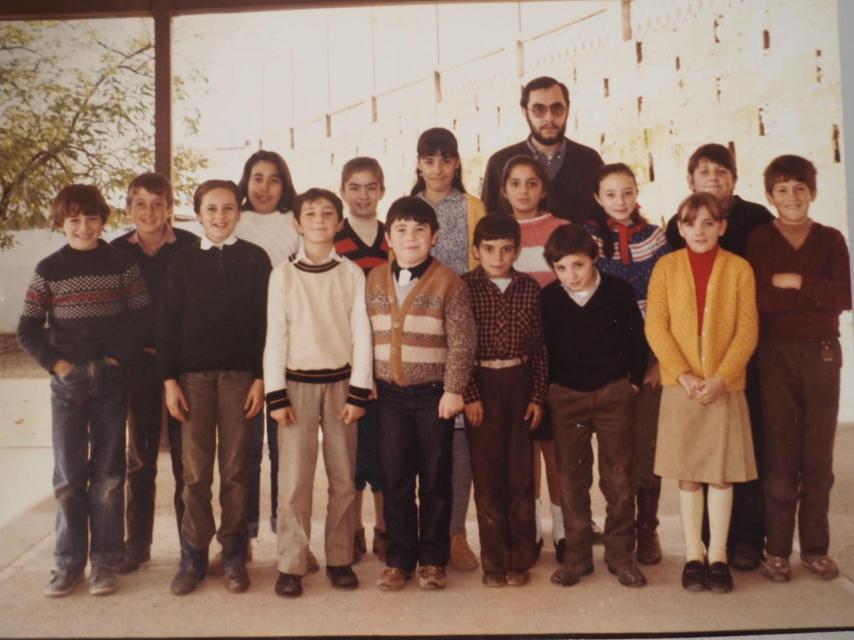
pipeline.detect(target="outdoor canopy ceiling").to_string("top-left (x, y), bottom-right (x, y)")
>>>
top-left (0, 0), bottom-right (498, 20)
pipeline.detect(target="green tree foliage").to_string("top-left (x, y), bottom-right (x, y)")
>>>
top-left (0, 21), bottom-right (207, 248)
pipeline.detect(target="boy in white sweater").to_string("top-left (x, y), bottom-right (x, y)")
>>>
top-left (264, 188), bottom-right (373, 598)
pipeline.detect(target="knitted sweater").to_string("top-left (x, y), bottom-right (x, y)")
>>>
top-left (263, 247), bottom-right (373, 410)
top-left (334, 218), bottom-right (389, 275)
top-left (235, 209), bottom-right (300, 268)
top-left (516, 213), bottom-right (569, 287)
top-left (584, 219), bottom-right (669, 314)
top-left (541, 272), bottom-right (647, 391)
top-left (157, 239), bottom-right (271, 380)
top-left (111, 226), bottom-right (199, 349)
top-left (746, 221), bottom-right (851, 341)
top-left (366, 258), bottom-right (476, 394)
top-left (645, 248), bottom-right (758, 390)
top-left (17, 240), bottom-right (151, 371)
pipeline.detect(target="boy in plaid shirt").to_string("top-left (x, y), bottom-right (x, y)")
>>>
top-left (462, 215), bottom-right (548, 587)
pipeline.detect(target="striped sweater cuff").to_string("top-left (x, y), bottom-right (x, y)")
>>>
top-left (347, 385), bottom-right (371, 408)
top-left (265, 389), bottom-right (290, 411)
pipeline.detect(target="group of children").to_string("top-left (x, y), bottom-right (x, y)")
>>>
top-left (18, 129), bottom-right (850, 601)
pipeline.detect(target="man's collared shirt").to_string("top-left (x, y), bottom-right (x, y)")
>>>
top-left (526, 136), bottom-right (568, 181)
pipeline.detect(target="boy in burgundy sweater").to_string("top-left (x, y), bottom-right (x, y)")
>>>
top-left (746, 155), bottom-right (851, 583)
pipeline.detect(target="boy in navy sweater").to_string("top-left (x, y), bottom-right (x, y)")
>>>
top-left (158, 180), bottom-right (271, 596)
top-left (18, 184), bottom-right (150, 597)
top-left (541, 224), bottom-right (647, 589)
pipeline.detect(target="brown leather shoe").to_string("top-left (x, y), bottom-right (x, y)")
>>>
top-left (223, 562), bottom-right (250, 593)
top-left (506, 570), bottom-right (530, 587)
top-left (607, 560), bottom-right (647, 587)
top-left (481, 572), bottom-right (506, 587)
top-left (450, 533), bottom-right (479, 572)
top-left (417, 565), bottom-right (447, 590)
top-left (376, 566), bottom-right (412, 591)
top-left (550, 562), bottom-right (593, 587)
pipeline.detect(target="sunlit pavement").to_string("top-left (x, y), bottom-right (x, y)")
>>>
top-left (1, 377), bottom-right (853, 637)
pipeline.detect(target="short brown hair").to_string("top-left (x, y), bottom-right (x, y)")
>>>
top-left (676, 192), bottom-right (723, 224)
top-left (341, 157), bottom-right (385, 190)
top-left (543, 224), bottom-right (597, 266)
top-left (764, 154), bottom-right (817, 195)
top-left (687, 143), bottom-right (737, 181)
top-left (193, 180), bottom-right (241, 213)
top-left (126, 172), bottom-right (173, 208)
top-left (293, 188), bottom-right (344, 222)
top-left (52, 184), bottom-right (110, 228)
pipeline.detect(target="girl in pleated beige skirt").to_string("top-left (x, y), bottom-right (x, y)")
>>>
top-left (645, 193), bottom-right (759, 594)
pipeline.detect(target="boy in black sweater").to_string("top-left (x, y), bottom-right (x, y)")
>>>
top-left (158, 180), bottom-right (271, 596)
top-left (541, 224), bottom-right (647, 589)
top-left (17, 184), bottom-right (151, 598)
top-left (111, 172), bottom-right (198, 573)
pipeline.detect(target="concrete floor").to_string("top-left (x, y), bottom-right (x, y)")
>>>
top-left (1, 378), bottom-right (854, 637)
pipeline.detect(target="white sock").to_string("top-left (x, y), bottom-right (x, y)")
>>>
top-left (535, 499), bottom-right (543, 542)
top-left (707, 485), bottom-right (734, 565)
top-left (551, 502), bottom-right (565, 542)
top-left (679, 488), bottom-right (706, 562)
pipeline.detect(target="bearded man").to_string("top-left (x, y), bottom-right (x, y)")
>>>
top-left (481, 76), bottom-right (603, 224)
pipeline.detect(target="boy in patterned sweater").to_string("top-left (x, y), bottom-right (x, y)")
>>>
top-left (17, 184), bottom-right (151, 598)
top-left (366, 196), bottom-right (476, 592)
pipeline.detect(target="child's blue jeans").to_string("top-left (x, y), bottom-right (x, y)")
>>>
top-left (50, 359), bottom-right (127, 572)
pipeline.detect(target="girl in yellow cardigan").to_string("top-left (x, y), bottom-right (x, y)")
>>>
top-left (645, 192), bottom-right (759, 594)
top-left (409, 127), bottom-right (485, 572)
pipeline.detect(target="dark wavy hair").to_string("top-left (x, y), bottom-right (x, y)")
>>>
top-left (237, 149), bottom-right (297, 213)
top-left (409, 127), bottom-right (467, 196)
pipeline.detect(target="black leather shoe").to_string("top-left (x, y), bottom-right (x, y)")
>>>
top-left (275, 572), bottom-right (303, 598)
top-left (708, 561), bottom-right (734, 593)
top-left (327, 565), bottom-right (359, 590)
top-left (554, 538), bottom-right (566, 564)
top-left (681, 560), bottom-right (707, 592)
top-left (223, 561), bottom-right (250, 593)
top-left (729, 542), bottom-right (761, 571)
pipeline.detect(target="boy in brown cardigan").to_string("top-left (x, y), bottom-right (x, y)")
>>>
top-left (366, 196), bottom-right (476, 591)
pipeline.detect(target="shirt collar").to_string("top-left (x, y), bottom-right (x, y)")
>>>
top-left (392, 256), bottom-right (433, 283)
top-left (293, 244), bottom-right (342, 266)
top-left (561, 269), bottom-right (601, 305)
top-left (128, 225), bottom-right (177, 256)
top-left (417, 189), bottom-right (464, 206)
top-left (200, 233), bottom-right (238, 250)
top-left (526, 136), bottom-right (567, 164)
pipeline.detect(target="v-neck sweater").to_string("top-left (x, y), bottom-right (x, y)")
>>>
top-left (746, 221), bottom-right (851, 341)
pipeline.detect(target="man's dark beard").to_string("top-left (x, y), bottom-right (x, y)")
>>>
top-left (527, 115), bottom-right (566, 147)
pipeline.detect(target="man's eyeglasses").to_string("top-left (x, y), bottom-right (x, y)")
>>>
top-left (528, 102), bottom-right (567, 118)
